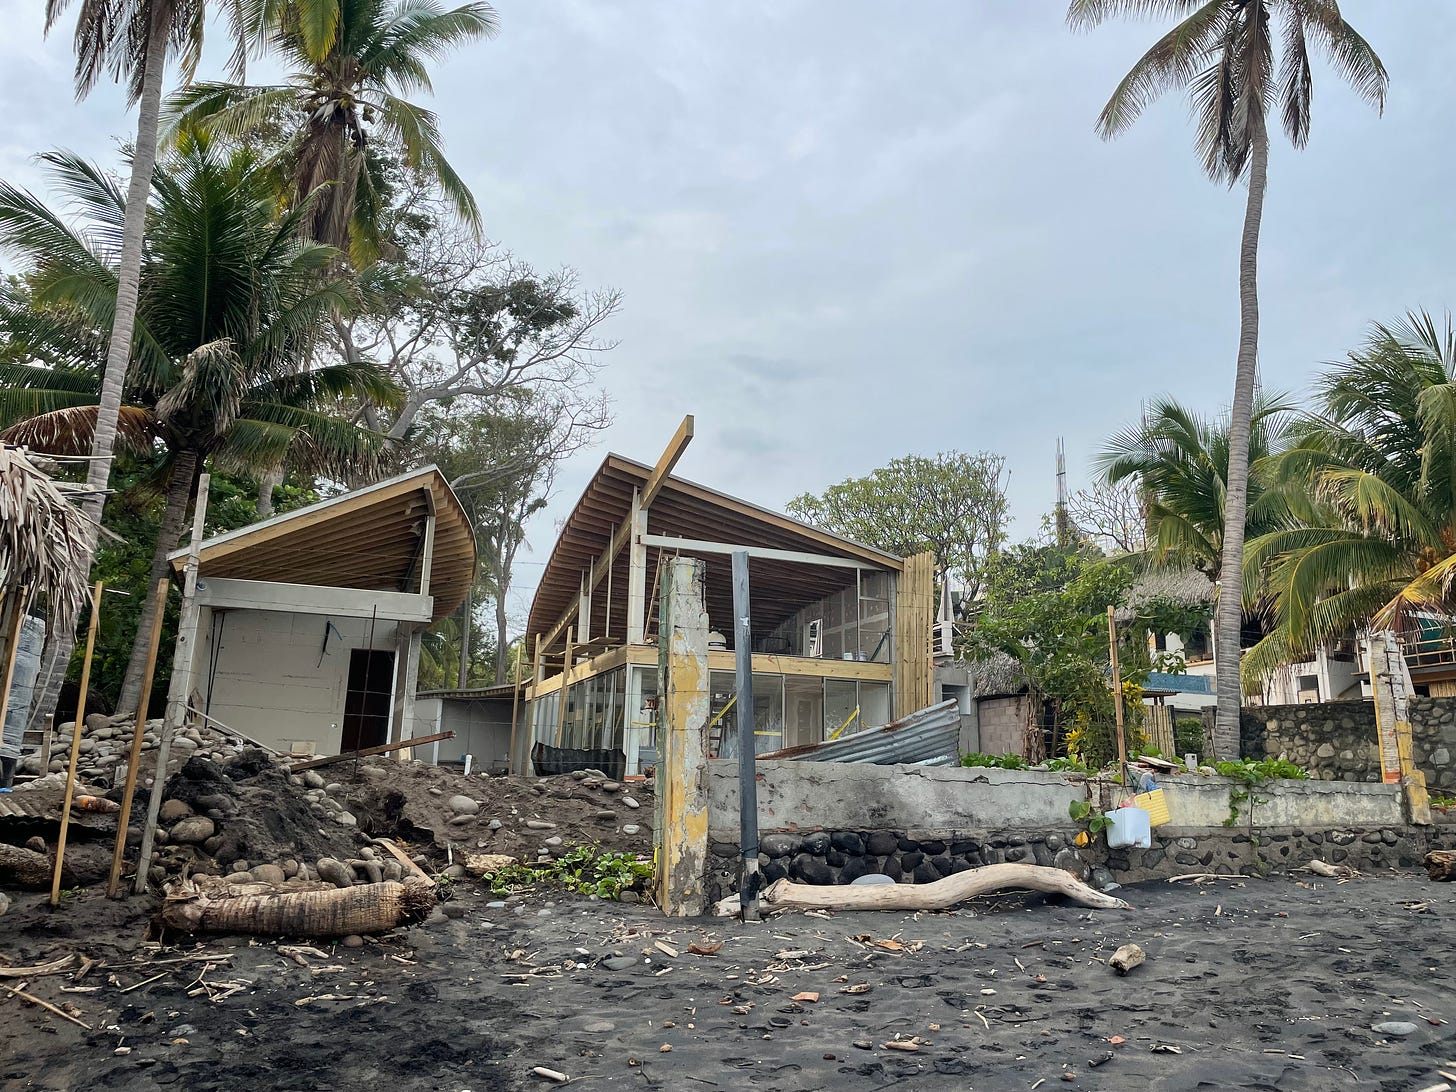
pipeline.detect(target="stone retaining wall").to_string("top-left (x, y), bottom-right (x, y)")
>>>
top-left (703, 758), bottom-right (1456, 902)
top-left (1241, 698), bottom-right (1456, 795)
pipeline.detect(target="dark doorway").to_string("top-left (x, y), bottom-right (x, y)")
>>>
top-left (341, 648), bottom-right (395, 752)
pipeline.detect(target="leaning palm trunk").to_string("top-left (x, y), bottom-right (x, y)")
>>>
top-left (159, 877), bottom-right (437, 937)
top-left (1212, 115), bottom-right (1269, 759)
top-left (29, 28), bottom-right (169, 731)
top-left (117, 452), bottom-right (197, 712)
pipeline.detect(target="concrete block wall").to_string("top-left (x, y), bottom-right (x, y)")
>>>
top-left (194, 608), bottom-right (401, 754)
top-left (1242, 697), bottom-right (1456, 795)
top-left (973, 695), bottom-right (1031, 756)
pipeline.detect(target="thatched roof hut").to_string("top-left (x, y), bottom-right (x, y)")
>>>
top-left (0, 445), bottom-right (91, 630)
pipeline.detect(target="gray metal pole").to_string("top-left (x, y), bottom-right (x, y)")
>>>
top-left (731, 550), bottom-right (760, 921)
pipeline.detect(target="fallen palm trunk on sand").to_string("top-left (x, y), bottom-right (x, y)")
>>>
top-left (713, 862), bottom-right (1130, 917)
top-left (159, 876), bottom-right (437, 937)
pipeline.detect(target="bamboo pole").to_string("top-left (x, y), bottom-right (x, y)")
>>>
top-left (1107, 605), bottom-right (1127, 778)
top-left (507, 641), bottom-right (523, 773)
top-left (51, 580), bottom-right (103, 906)
top-left (135, 474), bottom-right (210, 894)
top-left (107, 577), bottom-right (169, 897)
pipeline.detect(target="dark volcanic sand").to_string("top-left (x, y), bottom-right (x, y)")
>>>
top-left (3, 872), bottom-right (1455, 1091)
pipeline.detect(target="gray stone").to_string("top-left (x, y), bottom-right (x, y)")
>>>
top-left (866, 831), bottom-right (899, 856)
top-left (169, 1024), bottom-right (198, 1037)
top-left (448, 795), bottom-right (480, 815)
top-left (159, 799), bottom-right (193, 823)
top-left (1372, 1021), bottom-right (1419, 1037)
top-left (1043, 834), bottom-right (1063, 852)
top-left (488, 819), bottom-right (503, 830)
top-left (622, 824), bottom-right (642, 835)
top-left (583, 1019), bottom-right (615, 1033)
top-left (790, 853), bottom-right (834, 884)
top-left (850, 873), bottom-right (895, 885)
top-left (620, 795), bottom-right (640, 809)
top-left (169, 816), bottom-right (215, 845)
top-left (341, 934), bottom-right (365, 948)
top-left (601, 956), bottom-right (637, 971)
top-left (802, 832), bottom-right (831, 856)
top-left (1315, 743), bottom-right (1336, 759)
top-left (335, 812), bottom-right (358, 827)
top-left (316, 857), bottom-right (354, 889)
top-left (618, 890), bottom-right (640, 903)
top-left (251, 864), bottom-right (286, 885)
top-left (544, 835), bottom-right (563, 847)
top-left (303, 770), bottom-right (325, 789)
top-left (524, 819), bottom-right (556, 830)
top-left (760, 834), bottom-right (799, 859)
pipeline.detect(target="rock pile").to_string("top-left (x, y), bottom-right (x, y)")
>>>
top-left (16, 712), bottom-right (251, 789)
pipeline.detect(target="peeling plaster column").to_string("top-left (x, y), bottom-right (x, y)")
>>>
top-left (653, 557), bottom-right (710, 915)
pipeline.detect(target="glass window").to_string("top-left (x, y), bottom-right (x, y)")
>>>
top-left (860, 681), bottom-right (891, 728)
top-left (750, 672), bottom-right (784, 754)
top-left (825, 678), bottom-right (859, 738)
top-left (784, 676), bottom-right (823, 749)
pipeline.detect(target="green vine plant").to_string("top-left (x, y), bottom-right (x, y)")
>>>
top-left (1069, 798), bottom-right (1112, 836)
top-left (486, 845), bottom-right (654, 901)
top-left (1214, 758), bottom-right (1307, 830)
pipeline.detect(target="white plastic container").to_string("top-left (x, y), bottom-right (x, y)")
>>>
top-left (1105, 806), bottom-right (1152, 849)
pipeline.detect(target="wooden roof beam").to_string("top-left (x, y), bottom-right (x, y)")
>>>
top-left (538, 415), bottom-right (693, 650)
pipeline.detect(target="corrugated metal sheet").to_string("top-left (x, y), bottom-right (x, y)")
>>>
top-left (0, 779), bottom-right (111, 828)
top-left (757, 699), bottom-right (961, 766)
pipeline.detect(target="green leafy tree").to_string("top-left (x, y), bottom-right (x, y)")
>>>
top-left (787, 451), bottom-right (1009, 604)
top-left (1068, 0), bottom-right (1388, 755)
top-left (966, 543), bottom-right (1141, 768)
top-left (165, 0), bottom-right (498, 263)
top-left (0, 137), bottom-right (395, 711)
top-left (1243, 311), bottom-right (1456, 688)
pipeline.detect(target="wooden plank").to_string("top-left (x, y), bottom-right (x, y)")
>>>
top-left (193, 577), bottom-right (433, 623)
top-left (285, 730), bottom-right (454, 772)
top-left (641, 534), bottom-right (877, 570)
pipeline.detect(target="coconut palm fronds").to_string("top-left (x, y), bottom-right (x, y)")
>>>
top-left (0, 445), bottom-right (91, 631)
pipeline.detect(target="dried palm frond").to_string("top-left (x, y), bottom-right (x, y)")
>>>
top-left (0, 445), bottom-right (91, 631)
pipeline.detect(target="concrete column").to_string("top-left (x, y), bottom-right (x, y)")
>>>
top-left (626, 489), bottom-right (648, 644)
top-left (653, 557), bottom-right (710, 916)
top-left (393, 625), bottom-right (422, 761)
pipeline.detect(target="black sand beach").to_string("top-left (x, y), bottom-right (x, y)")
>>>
top-left (3, 871), bottom-right (1454, 1090)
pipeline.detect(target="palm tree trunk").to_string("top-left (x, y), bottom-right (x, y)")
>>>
top-left (1212, 113), bottom-right (1269, 760)
top-left (117, 452), bottom-right (198, 713)
top-left (456, 583), bottom-right (472, 688)
top-left (256, 464), bottom-right (284, 519)
top-left (28, 28), bottom-right (168, 731)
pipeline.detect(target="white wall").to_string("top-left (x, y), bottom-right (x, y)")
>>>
top-left (193, 607), bottom-right (402, 755)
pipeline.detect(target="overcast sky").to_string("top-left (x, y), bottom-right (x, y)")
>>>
top-left (4, 1), bottom-right (1456, 631)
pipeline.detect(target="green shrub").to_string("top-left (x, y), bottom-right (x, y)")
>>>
top-left (485, 845), bottom-right (653, 900)
top-left (960, 752), bottom-right (1029, 770)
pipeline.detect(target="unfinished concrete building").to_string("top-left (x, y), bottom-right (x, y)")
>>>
top-left (517, 420), bottom-right (935, 776)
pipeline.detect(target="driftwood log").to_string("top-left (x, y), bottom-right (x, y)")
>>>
top-left (158, 877), bottom-right (436, 937)
top-left (713, 863), bottom-right (1130, 917)
top-left (1109, 943), bottom-right (1145, 974)
top-left (1424, 850), bottom-right (1456, 881)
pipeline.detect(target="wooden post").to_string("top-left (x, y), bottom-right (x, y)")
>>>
top-left (51, 580), bottom-right (103, 906)
top-left (135, 474), bottom-right (210, 895)
top-left (1107, 606), bottom-right (1127, 776)
top-left (507, 642), bottom-right (523, 774)
top-left (107, 577), bottom-right (169, 897)
top-left (626, 490), bottom-right (648, 644)
top-left (731, 550), bottom-right (760, 922)
top-left (653, 557), bottom-right (710, 916)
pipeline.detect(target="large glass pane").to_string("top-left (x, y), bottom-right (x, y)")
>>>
top-left (825, 679), bottom-right (859, 738)
top-left (860, 681), bottom-right (891, 728)
top-left (859, 571), bottom-right (893, 663)
top-left (624, 666), bottom-right (658, 774)
top-left (784, 676), bottom-right (823, 749)
top-left (709, 670), bottom-right (736, 756)
top-left (750, 673), bottom-right (784, 753)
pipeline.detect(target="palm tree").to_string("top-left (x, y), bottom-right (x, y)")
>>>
top-left (36, 0), bottom-right (257, 728)
top-left (1242, 311), bottom-right (1456, 689)
top-left (164, 0), bottom-right (497, 264)
top-left (1098, 392), bottom-right (1296, 578)
top-left (0, 138), bottom-right (396, 710)
top-left (1067, 0), bottom-right (1387, 756)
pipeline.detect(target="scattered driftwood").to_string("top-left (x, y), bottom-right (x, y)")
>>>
top-left (158, 877), bottom-right (436, 938)
top-left (1167, 873), bottom-right (1250, 884)
top-left (1109, 943), bottom-right (1146, 975)
top-left (711, 863), bottom-right (1130, 917)
top-left (373, 838), bottom-right (435, 885)
top-left (0, 842), bottom-right (59, 889)
top-left (1425, 850), bottom-right (1456, 882)
top-left (0, 982), bottom-right (91, 1030)
top-left (1304, 860), bottom-right (1356, 880)
top-left (0, 954), bottom-right (76, 978)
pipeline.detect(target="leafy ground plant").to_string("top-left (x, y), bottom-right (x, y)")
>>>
top-left (486, 845), bottom-right (653, 900)
top-left (960, 753), bottom-right (1029, 770)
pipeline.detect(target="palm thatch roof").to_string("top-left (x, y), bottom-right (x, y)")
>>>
top-left (0, 445), bottom-right (91, 630)
top-left (972, 650), bottom-right (1029, 698)
top-left (1115, 565), bottom-right (1215, 623)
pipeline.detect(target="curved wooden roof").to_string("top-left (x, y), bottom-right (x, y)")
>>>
top-left (170, 467), bottom-right (475, 623)
top-left (526, 454), bottom-right (903, 652)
